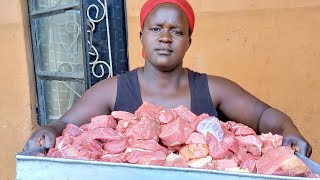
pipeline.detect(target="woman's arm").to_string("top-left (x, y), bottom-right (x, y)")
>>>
top-left (259, 107), bottom-right (312, 156)
top-left (208, 76), bottom-right (312, 157)
top-left (23, 76), bottom-right (118, 151)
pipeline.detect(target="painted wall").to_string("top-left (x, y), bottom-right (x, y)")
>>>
top-left (0, 0), bottom-right (320, 179)
top-left (127, 0), bottom-right (320, 164)
top-left (0, 0), bottom-right (37, 179)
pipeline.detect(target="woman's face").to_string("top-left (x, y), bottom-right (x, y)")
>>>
top-left (141, 3), bottom-right (191, 71)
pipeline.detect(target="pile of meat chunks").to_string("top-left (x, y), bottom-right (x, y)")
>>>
top-left (46, 102), bottom-right (316, 178)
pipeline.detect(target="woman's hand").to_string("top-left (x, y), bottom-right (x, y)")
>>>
top-left (282, 133), bottom-right (312, 157)
top-left (23, 126), bottom-right (58, 151)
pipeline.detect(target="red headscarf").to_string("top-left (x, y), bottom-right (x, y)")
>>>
top-left (140, 0), bottom-right (195, 33)
top-left (140, 0), bottom-right (195, 58)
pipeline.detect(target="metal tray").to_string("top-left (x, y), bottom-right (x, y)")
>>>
top-left (16, 147), bottom-right (320, 180)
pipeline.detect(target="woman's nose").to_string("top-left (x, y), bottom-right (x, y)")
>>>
top-left (158, 31), bottom-right (172, 43)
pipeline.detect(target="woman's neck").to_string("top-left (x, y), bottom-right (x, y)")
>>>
top-left (139, 63), bottom-right (187, 91)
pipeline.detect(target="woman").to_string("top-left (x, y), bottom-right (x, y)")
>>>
top-left (24, 0), bottom-right (312, 157)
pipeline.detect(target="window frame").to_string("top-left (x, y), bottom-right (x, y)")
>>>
top-left (28, 0), bottom-right (89, 125)
top-left (28, 0), bottom-right (129, 125)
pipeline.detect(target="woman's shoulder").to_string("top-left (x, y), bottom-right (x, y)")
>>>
top-left (207, 75), bottom-right (236, 85)
top-left (186, 68), bottom-right (235, 85)
top-left (207, 74), bottom-right (245, 92)
top-left (98, 68), bottom-right (138, 86)
top-left (206, 74), bottom-right (251, 105)
top-left (93, 68), bottom-right (139, 94)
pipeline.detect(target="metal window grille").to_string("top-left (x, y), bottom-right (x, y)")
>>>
top-left (28, 0), bottom-right (129, 125)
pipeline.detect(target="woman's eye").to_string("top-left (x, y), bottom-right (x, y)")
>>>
top-left (172, 30), bottom-right (181, 35)
top-left (151, 28), bottom-right (160, 32)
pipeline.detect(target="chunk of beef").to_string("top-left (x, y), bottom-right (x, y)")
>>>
top-left (187, 156), bottom-right (213, 169)
top-left (126, 117), bottom-right (161, 141)
top-left (125, 148), bottom-right (167, 166)
top-left (259, 133), bottom-right (283, 155)
top-left (165, 153), bottom-right (188, 168)
top-left (99, 153), bottom-right (124, 163)
top-left (62, 124), bottom-right (83, 137)
top-left (173, 105), bottom-right (197, 123)
top-left (236, 135), bottom-right (262, 157)
top-left (86, 115), bottom-right (117, 131)
top-left (128, 139), bottom-right (167, 154)
top-left (213, 157), bottom-right (239, 170)
top-left (73, 128), bottom-right (121, 146)
top-left (78, 141), bottom-right (103, 159)
top-left (55, 135), bottom-right (73, 150)
top-left (231, 123), bottom-right (256, 136)
top-left (103, 138), bottom-right (128, 154)
top-left (135, 101), bottom-right (161, 120)
top-left (240, 157), bottom-right (257, 173)
top-left (222, 129), bottom-right (240, 154)
top-left (206, 133), bottom-right (232, 160)
top-left (159, 109), bottom-right (177, 124)
top-left (60, 145), bottom-right (81, 158)
top-left (46, 148), bottom-right (61, 158)
top-left (186, 132), bottom-right (206, 145)
top-left (116, 119), bottom-right (139, 134)
top-left (111, 111), bottom-right (136, 121)
top-left (179, 144), bottom-right (209, 161)
top-left (159, 117), bottom-right (193, 147)
top-left (256, 146), bottom-right (310, 176)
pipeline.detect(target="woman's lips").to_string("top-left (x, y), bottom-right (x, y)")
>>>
top-left (155, 48), bottom-right (173, 55)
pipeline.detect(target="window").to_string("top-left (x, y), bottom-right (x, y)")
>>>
top-left (28, 0), bottom-right (129, 125)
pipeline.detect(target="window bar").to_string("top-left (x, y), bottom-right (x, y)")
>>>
top-left (28, 0), bottom-right (46, 125)
top-left (30, 3), bottom-right (80, 18)
top-left (80, 0), bottom-right (91, 89)
top-left (36, 71), bottom-right (84, 82)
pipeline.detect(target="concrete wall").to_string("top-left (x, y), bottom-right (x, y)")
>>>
top-left (0, 0), bottom-right (37, 179)
top-left (127, 0), bottom-right (320, 164)
top-left (0, 0), bottom-right (320, 179)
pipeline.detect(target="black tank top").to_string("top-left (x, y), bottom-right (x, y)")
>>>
top-left (113, 68), bottom-right (218, 116)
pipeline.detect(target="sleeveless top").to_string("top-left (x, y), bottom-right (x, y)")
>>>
top-left (113, 68), bottom-right (218, 116)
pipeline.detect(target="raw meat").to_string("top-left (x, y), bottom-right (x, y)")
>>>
top-left (44, 102), bottom-right (315, 178)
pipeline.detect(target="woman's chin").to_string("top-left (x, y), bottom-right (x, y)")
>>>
top-left (154, 63), bottom-right (181, 72)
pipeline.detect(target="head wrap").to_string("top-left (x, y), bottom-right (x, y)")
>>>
top-left (140, 0), bottom-right (195, 33)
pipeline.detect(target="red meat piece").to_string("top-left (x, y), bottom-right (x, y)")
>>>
top-left (62, 124), bottom-right (83, 137)
top-left (103, 138), bottom-right (128, 154)
top-left (213, 157), bottom-right (238, 170)
top-left (256, 146), bottom-right (311, 176)
top-left (128, 139), bottom-right (167, 154)
top-left (206, 133), bottom-right (232, 160)
top-left (165, 153), bottom-right (188, 168)
top-left (99, 153), bottom-right (124, 163)
top-left (73, 128), bottom-right (121, 146)
top-left (173, 105), bottom-right (197, 123)
top-left (259, 133), bottom-right (283, 155)
top-left (126, 117), bottom-right (161, 141)
top-left (159, 109), bottom-right (177, 124)
top-left (125, 148), bottom-right (166, 166)
top-left (86, 115), bottom-right (117, 131)
top-left (78, 141), bottom-right (103, 159)
top-left (186, 132), bottom-right (206, 145)
top-left (159, 117), bottom-right (193, 147)
top-left (116, 119), bottom-right (139, 134)
top-left (111, 111), bottom-right (136, 121)
top-left (46, 148), bottom-right (61, 158)
top-left (135, 101), bottom-right (161, 120)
